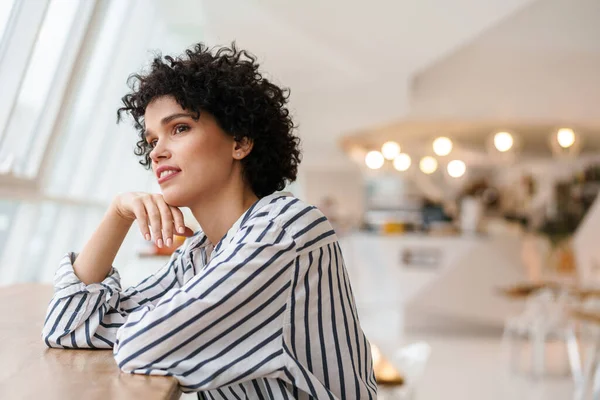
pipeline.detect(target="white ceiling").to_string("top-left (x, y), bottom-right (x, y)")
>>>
top-left (155, 0), bottom-right (536, 167)
top-left (478, 0), bottom-right (600, 53)
top-left (349, 0), bottom-right (600, 161)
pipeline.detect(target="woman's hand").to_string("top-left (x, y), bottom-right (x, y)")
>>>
top-left (112, 192), bottom-right (195, 248)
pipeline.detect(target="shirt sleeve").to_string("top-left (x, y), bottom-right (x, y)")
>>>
top-left (113, 219), bottom-right (297, 393)
top-left (41, 235), bottom-right (203, 349)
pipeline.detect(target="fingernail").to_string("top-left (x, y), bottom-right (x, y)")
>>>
top-left (145, 234), bottom-right (151, 241)
top-left (166, 238), bottom-right (172, 247)
top-left (178, 227), bottom-right (185, 234)
top-left (157, 239), bottom-right (163, 248)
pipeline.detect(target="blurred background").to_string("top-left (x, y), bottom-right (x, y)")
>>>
top-left (1, 0), bottom-right (600, 398)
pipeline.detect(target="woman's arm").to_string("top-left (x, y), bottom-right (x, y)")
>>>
top-left (41, 193), bottom-right (196, 349)
top-left (72, 202), bottom-right (133, 284)
top-left (41, 233), bottom-right (206, 349)
top-left (112, 219), bottom-right (297, 392)
top-left (74, 194), bottom-right (193, 284)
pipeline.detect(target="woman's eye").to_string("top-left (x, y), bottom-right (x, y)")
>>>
top-left (149, 139), bottom-right (158, 148)
top-left (174, 124), bottom-right (189, 134)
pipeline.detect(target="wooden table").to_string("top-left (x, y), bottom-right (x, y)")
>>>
top-left (0, 284), bottom-right (181, 400)
top-left (571, 308), bottom-right (600, 324)
top-left (498, 282), bottom-right (600, 300)
top-left (496, 281), bottom-right (563, 299)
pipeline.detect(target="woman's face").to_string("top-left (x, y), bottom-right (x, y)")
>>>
top-left (144, 96), bottom-right (239, 207)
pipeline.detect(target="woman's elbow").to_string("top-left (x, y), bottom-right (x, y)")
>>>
top-left (41, 325), bottom-right (63, 349)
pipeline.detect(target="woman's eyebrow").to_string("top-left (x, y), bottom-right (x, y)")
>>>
top-left (160, 112), bottom-right (195, 125)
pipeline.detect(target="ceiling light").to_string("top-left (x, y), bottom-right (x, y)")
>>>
top-left (494, 132), bottom-right (513, 152)
top-left (433, 137), bottom-right (452, 156)
top-left (393, 153), bottom-right (411, 171)
top-left (381, 141), bottom-right (401, 160)
top-left (557, 128), bottom-right (575, 148)
top-left (365, 151), bottom-right (385, 169)
top-left (447, 160), bottom-right (466, 178)
top-left (419, 156), bottom-right (438, 174)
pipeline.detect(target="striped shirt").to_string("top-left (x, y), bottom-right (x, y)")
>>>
top-left (42, 193), bottom-right (377, 399)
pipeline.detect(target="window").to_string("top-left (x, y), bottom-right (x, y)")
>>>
top-left (0, 0), bottom-right (16, 46)
top-left (0, 200), bottom-right (17, 265)
top-left (46, 0), bottom-right (133, 198)
top-left (0, 0), bottom-right (164, 284)
top-left (0, 0), bottom-right (94, 180)
top-left (6, 0), bottom-right (80, 177)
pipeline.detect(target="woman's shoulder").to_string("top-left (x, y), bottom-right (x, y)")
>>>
top-left (259, 194), bottom-right (337, 248)
top-left (260, 193), bottom-right (321, 223)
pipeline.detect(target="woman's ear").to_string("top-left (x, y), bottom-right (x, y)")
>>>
top-left (233, 137), bottom-right (254, 160)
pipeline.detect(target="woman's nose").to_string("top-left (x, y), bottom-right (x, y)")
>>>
top-left (149, 141), bottom-right (171, 162)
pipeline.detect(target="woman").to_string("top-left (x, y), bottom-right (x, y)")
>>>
top-left (42, 43), bottom-right (377, 399)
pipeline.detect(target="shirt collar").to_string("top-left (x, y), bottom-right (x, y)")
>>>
top-left (212, 192), bottom-right (292, 253)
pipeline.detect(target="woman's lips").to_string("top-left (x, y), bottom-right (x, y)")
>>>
top-left (158, 170), bottom-right (181, 184)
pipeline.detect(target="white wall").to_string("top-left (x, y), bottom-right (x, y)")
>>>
top-left (300, 167), bottom-right (364, 227)
top-left (574, 196), bottom-right (600, 285)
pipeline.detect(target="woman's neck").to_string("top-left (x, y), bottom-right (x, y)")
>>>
top-left (189, 184), bottom-right (258, 247)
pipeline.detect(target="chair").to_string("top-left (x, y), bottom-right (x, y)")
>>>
top-left (572, 296), bottom-right (600, 400)
top-left (502, 288), bottom-right (581, 382)
top-left (376, 341), bottom-right (432, 400)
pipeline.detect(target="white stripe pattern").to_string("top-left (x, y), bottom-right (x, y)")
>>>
top-left (42, 194), bottom-right (377, 399)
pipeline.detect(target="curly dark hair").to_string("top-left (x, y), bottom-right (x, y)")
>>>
top-left (117, 42), bottom-right (301, 198)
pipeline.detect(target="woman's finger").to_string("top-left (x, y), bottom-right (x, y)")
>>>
top-left (132, 200), bottom-right (151, 241)
top-left (180, 226), bottom-right (196, 237)
top-left (154, 195), bottom-right (175, 247)
top-left (142, 196), bottom-right (163, 247)
top-left (170, 206), bottom-right (187, 236)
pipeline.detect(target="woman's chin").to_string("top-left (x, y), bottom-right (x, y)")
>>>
top-left (160, 192), bottom-right (188, 208)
